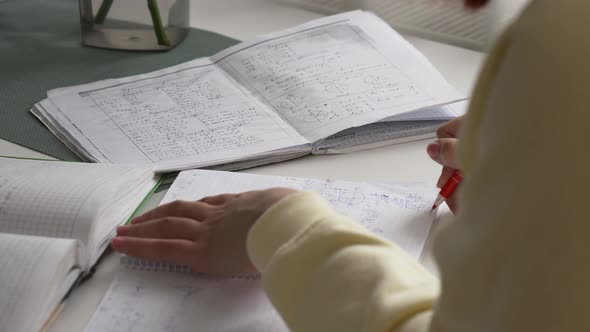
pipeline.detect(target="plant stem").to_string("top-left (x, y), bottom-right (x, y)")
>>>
top-left (147, 0), bottom-right (171, 46)
top-left (94, 0), bottom-right (114, 24)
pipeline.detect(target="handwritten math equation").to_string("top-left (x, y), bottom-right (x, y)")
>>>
top-left (220, 24), bottom-right (431, 134)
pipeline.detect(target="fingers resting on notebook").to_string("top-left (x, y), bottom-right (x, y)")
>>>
top-left (111, 187), bottom-right (297, 276)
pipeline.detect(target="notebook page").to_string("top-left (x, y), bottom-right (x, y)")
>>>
top-left (31, 98), bottom-right (105, 163)
top-left (311, 100), bottom-right (468, 153)
top-left (162, 170), bottom-right (437, 258)
top-left (85, 171), bottom-right (437, 332)
top-left (0, 158), bottom-right (153, 262)
top-left (0, 233), bottom-right (82, 332)
top-left (84, 270), bottom-right (288, 332)
top-left (47, 57), bottom-right (309, 171)
top-left (88, 168), bottom-right (156, 242)
top-left (88, 173), bottom-right (159, 265)
top-left (213, 10), bottom-right (464, 143)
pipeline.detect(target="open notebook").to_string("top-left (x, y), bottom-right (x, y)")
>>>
top-left (84, 170), bottom-right (437, 332)
top-left (0, 157), bottom-right (159, 332)
top-left (32, 11), bottom-right (465, 173)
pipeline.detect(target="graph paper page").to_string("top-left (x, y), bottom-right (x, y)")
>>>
top-left (0, 158), bottom-right (154, 252)
top-left (0, 233), bottom-right (81, 332)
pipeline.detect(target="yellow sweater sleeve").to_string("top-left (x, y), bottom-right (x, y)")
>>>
top-left (247, 192), bottom-right (438, 332)
top-left (431, 1), bottom-right (590, 331)
top-left (248, 1), bottom-right (590, 332)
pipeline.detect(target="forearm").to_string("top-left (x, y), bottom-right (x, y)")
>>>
top-left (247, 192), bottom-right (437, 332)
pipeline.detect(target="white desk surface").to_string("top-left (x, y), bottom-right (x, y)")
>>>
top-left (0, 0), bottom-right (486, 331)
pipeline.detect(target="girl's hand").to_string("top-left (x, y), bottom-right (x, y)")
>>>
top-left (111, 188), bottom-right (298, 276)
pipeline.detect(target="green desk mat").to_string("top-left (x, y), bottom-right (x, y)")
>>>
top-left (0, 0), bottom-right (239, 161)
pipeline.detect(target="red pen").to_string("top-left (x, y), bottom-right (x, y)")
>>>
top-left (430, 170), bottom-right (463, 212)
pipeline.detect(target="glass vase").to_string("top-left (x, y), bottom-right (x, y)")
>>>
top-left (79, 0), bottom-right (189, 51)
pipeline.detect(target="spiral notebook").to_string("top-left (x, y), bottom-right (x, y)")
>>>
top-left (84, 170), bottom-right (437, 332)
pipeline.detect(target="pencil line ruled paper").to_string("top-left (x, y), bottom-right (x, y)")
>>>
top-left (48, 60), bottom-right (308, 169)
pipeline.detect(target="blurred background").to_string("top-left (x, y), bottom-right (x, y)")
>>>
top-left (276, 0), bottom-right (532, 50)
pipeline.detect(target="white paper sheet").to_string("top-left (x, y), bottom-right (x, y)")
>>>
top-left (162, 170), bottom-right (436, 255)
top-left (214, 10), bottom-right (464, 142)
top-left (84, 171), bottom-right (438, 332)
top-left (0, 234), bottom-right (80, 332)
top-left (0, 157), bottom-right (156, 265)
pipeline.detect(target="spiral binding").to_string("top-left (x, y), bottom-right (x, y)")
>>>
top-left (120, 255), bottom-right (261, 280)
top-left (120, 255), bottom-right (191, 273)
